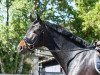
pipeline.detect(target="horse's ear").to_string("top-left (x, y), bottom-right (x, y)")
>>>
top-left (36, 14), bottom-right (41, 21)
top-left (30, 14), bottom-right (35, 22)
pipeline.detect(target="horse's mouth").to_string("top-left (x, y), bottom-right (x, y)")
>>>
top-left (17, 46), bottom-right (26, 54)
top-left (17, 45), bottom-right (35, 54)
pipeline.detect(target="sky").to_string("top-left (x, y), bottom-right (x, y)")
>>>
top-left (0, 0), bottom-right (7, 24)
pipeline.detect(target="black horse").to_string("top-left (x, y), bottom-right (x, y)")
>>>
top-left (18, 15), bottom-right (100, 75)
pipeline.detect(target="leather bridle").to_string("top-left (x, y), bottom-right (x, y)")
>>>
top-left (23, 25), bottom-right (45, 51)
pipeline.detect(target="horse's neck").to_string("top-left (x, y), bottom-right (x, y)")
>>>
top-left (44, 29), bottom-right (87, 74)
top-left (46, 28), bottom-right (85, 50)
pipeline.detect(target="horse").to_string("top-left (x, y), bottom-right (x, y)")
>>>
top-left (18, 15), bottom-right (100, 75)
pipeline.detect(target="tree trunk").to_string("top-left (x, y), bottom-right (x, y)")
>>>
top-left (30, 56), bottom-right (39, 75)
top-left (0, 58), bottom-right (5, 73)
top-left (16, 55), bottom-right (25, 74)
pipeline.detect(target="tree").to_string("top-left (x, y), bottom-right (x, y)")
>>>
top-left (0, 0), bottom-right (100, 74)
top-left (0, 0), bottom-right (32, 73)
top-left (73, 0), bottom-right (100, 41)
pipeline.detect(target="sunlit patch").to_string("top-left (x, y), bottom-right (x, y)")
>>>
top-left (19, 40), bottom-right (26, 47)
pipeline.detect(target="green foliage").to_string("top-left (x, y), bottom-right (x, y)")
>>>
top-left (22, 63), bottom-right (31, 74)
top-left (34, 0), bottom-right (75, 24)
top-left (0, 0), bottom-right (100, 74)
top-left (0, 0), bottom-right (33, 73)
top-left (72, 0), bottom-right (100, 41)
top-left (0, 16), bottom-right (3, 21)
top-left (75, 0), bottom-right (99, 13)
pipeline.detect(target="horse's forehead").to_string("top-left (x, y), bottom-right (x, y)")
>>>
top-left (28, 22), bottom-right (42, 32)
top-left (32, 21), bottom-right (41, 26)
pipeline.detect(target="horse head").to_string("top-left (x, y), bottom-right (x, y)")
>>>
top-left (18, 14), bottom-right (46, 53)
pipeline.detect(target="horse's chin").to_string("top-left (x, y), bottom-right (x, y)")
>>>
top-left (17, 46), bottom-right (30, 54)
top-left (17, 44), bottom-right (37, 54)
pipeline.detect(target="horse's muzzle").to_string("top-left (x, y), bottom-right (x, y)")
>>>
top-left (17, 40), bottom-right (27, 53)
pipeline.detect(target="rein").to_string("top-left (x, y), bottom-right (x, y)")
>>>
top-left (34, 48), bottom-right (96, 53)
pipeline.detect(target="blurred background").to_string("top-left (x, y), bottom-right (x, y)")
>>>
top-left (0, 0), bottom-right (100, 74)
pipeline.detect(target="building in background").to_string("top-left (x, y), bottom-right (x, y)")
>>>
top-left (35, 49), bottom-right (65, 75)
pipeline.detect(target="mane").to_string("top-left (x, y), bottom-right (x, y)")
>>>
top-left (44, 21), bottom-right (90, 48)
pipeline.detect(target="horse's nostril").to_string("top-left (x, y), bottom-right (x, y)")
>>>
top-left (20, 46), bottom-right (23, 50)
top-left (17, 46), bottom-right (23, 53)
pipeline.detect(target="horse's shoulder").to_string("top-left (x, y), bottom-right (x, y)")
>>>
top-left (94, 51), bottom-right (100, 73)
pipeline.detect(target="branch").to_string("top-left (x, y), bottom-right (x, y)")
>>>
top-left (16, 55), bottom-right (25, 74)
top-left (6, 0), bottom-right (9, 26)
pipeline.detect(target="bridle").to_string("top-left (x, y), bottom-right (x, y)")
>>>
top-left (23, 24), bottom-right (46, 51)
